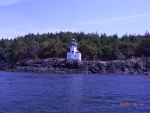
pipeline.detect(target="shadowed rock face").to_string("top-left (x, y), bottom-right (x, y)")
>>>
top-left (0, 58), bottom-right (150, 75)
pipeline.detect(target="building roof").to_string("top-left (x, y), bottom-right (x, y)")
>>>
top-left (75, 51), bottom-right (81, 53)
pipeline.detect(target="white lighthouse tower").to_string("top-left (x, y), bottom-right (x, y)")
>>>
top-left (67, 39), bottom-right (81, 61)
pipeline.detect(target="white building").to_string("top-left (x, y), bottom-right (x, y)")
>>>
top-left (67, 39), bottom-right (81, 61)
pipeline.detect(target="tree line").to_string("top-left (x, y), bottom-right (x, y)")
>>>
top-left (0, 31), bottom-right (150, 62)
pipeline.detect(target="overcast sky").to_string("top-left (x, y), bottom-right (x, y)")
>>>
top-left (0, 0), bottom-right (150, 39)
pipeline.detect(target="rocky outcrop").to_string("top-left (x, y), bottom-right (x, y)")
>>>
top-left (0, 58), bottom-right (150, 74)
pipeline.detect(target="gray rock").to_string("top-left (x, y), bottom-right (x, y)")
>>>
top-left (0, 57), bottom-right (150, 75)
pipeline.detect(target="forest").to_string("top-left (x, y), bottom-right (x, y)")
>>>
top-left (0, 31), bottom-right (150, 62)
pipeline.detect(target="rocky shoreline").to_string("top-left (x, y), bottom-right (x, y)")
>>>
top-left (0, 57), bottom-right (150, 74)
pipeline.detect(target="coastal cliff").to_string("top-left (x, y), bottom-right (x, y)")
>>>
top-left (0, 57), bottom-right (149, 74)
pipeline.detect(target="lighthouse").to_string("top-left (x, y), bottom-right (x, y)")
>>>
top-left (67, 39), bottom-right (81, 61)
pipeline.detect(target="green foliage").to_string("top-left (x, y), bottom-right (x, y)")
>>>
top-left (139, 38), bottom-right (150, 57)
top-left (0, 47), bottom-right (4, 60)
top-left (0, 31), bottom-right (150, 62)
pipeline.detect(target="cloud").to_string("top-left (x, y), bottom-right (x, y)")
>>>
top-left (78, 12), bottom-right (150, 25)
top-left (28, 28), bottom-right (77, 36)
top-left (0, 27), bottom-right (77, 39)
top-left (0, 0), bottom-right (27, 6)
top-left (40, 28), bottom-right (77, 33)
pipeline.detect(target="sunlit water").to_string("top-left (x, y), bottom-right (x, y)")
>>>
top-left (0, 71), bottom-right (150, 113)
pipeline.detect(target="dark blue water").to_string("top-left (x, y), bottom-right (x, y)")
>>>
top-left (0, 71), bottom-right (150, 113)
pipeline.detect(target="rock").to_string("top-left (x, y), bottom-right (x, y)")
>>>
top-left (0, 57), bottom-right (150, 74)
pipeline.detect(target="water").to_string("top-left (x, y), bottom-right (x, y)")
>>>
top-left (0, 71), bottom-right (150, 113)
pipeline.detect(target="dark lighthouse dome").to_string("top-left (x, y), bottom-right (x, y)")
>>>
top-left (70, 39), bottom-right (77, 46)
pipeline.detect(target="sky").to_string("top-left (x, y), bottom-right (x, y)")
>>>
top-left (0, 0), bottom-right (150, 39)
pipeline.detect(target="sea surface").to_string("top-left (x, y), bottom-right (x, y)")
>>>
top-left (0, 71), bottom-right (150, 113)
